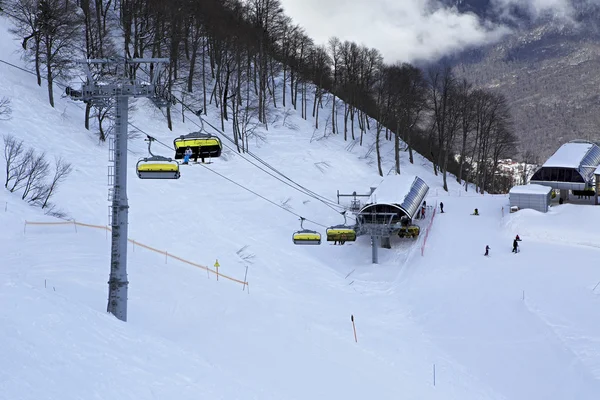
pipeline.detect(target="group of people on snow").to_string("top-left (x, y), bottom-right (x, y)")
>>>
top-left (485, 235), bottom-right (521, 256)
top-left (421, 201), bottom-right (522, 256)
top-left (417, 201), bottom-right (445, 219)
top-left (464, 207), bottom-right (522, 256)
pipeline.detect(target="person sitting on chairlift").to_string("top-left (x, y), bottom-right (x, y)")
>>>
top-left (183, 146), bottom-right (193, 165)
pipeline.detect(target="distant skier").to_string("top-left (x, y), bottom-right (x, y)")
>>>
top-left (473, 208), bottom-right (479, 216)
top-left (421, 205), bottom-right (426, 219)
top-left (485, 245), bottom-right (490, 256)
top-left (183, 147), bottom-right (193, 164)
top-left (512, 238), bottom-right (519, 253)
top-left (440, 202), bottom-right (444, 213)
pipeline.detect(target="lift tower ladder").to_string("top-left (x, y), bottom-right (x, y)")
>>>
top-left (66, 57), bottom-right (170, 322)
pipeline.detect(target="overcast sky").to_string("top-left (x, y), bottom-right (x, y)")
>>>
top-left (277, 0), bottom-right (586, 63)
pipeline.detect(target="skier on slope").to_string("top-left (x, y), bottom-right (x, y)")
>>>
top-left (512, 238), bottom-right (519, 253)
top-left (440, 202), bottom-right (444, 213)
top-left (485, 245), bottom-right (490, 256)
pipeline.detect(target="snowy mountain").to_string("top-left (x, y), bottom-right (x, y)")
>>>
top-left (438, 0), bottom-right (600, 160)
top-left (2, 12), bottom-right (600, 400)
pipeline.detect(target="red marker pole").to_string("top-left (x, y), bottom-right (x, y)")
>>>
top-left (351, 315), bottom-right (357, 343)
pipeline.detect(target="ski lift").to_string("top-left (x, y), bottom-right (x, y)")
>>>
top-left (326, 211), bottom-right (357, 242)
top-left (136, 136), bottom-right (181, 180)
top-left (292, 217), bottom-right (321, 245)
top-left (174, 119), bottom-right (222, 161)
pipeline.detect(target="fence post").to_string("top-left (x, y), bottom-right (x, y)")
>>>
top-left (23, 222), bottom-right (27, 235)
top-left (72, 220), bottom-right (78, 233)
top-left (243, 266), bottom-right (248, 291)
top-left (165, 251), bottom-right (168, 263)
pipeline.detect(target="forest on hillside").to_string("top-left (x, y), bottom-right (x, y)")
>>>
top-left (1, 0), bottom-right (520, 193)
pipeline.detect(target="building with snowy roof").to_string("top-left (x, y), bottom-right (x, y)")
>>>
top-left (357, 175), bottom-right (429, 225)
top-left (595, 165), bottom-right (600, 205)
top-left (509, 184), bottom-right (552, 213)
top-left (529, 140), bottom-right (600, 195)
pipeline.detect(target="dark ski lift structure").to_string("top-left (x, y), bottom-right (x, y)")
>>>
top-left (136, 136), bottom-right (181, 179)
top-left (356, 175), bottom-right (429, 263)
top-left (326, 211), bottom-right (357, 243)
top-left (292, 217), bottom-right (322, 245)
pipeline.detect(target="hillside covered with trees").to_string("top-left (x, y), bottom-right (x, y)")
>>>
top-left (1, 0), bottom-right (519, 193)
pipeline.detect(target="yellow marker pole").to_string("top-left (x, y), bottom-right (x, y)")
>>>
top-left (214, 259), bottom-right (220, 281)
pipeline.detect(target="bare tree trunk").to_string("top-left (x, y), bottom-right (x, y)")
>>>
top-left (376, 122), bottom-right (383, 176)
top-left (85, 102), bottom-right (91, 130)
top-left (394, 121), bottom-right (400, 174)
top-left (344, 103), bottom-right (349, 141)
top-left (45, 40), bottom-right (54, 108)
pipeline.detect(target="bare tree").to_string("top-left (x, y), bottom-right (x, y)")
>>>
top-left (520, 149), bottom-right (538, 184)
top-left (20, 150), bottom-right (49, 200)
top-left (40, 156), bottom-right (72, 208)
top-left (0, 97), bottom-right (12, 120)
top-left (428, 65), bottom-right (460, 191)
top-left (455, 79), bottom-right (475, 185)
top-left (6, 0), bottom-right (43, 86)
top-left (3, 134), bottom-right (24, 188)
top-left (37, 0), bottom-right (84, 107)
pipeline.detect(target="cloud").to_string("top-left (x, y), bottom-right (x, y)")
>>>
top-left (277, 0), bottom-right (589, 63)
top-left (277, 0), bottom-right (508, 63)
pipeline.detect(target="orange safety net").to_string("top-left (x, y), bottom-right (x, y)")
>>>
top-left (24, 220), bottom-right (248, 287)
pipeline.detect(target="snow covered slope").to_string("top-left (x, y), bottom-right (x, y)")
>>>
top-left (2, 14), bottom-right (600, 400)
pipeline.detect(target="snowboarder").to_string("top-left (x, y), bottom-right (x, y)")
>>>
top-left (440, 202), bottom-right (444, 213)
top-left (485, 245), bottom-right (490, 256)
top-left (512, 238), bottom-right (519, 253)
top-left (473, 208), bottom-right (479, 216)
top-left (183, 147), bottom-right (193, 165)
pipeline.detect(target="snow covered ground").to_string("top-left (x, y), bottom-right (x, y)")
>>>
top-left (2, 15), bottom-right (600, 400)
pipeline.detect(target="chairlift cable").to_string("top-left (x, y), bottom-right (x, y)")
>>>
top-left (130, 117), bottom-right (353, 220)
top-left (167, 93), bottom-right (353, 216)
top-left (130, 128), bottom-right (327, 228)
top-left (0, 57), bottom-right (345, 227)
